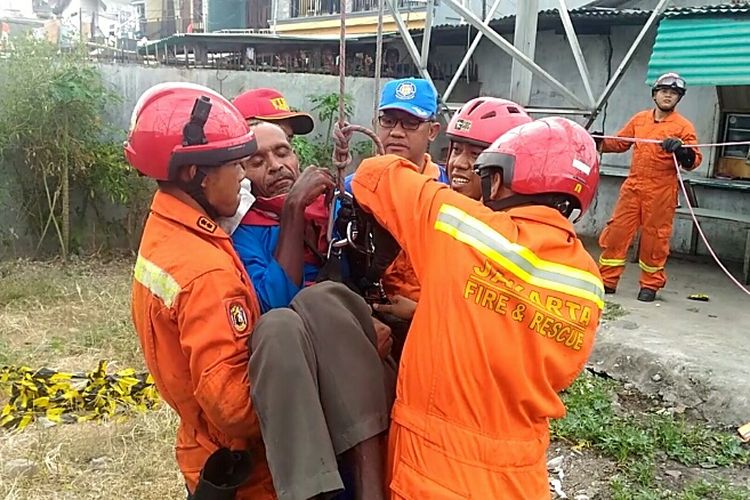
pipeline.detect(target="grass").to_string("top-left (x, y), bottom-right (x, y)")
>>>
top-left (0, 257), bottom-right (183, 499)
top-left (0, 405), bottom-right (181, 499)
top-left (1, 258), bottom-right (747, 499)
top-left (0, 257), bottom-right (143, 371)
top-left (603, 300), bottom-right (627, 321)
top-left (554, 371), bottom-right (750, 498)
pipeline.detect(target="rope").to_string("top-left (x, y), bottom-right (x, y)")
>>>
top-left (373, 0), bottom-right (385, 131)
top-left (337, 0), bottom-right (348, 195)
top-left (590, 134), bottom-right (750, 296)
top-left (332, 0), bottom-right (385, 196)
top-left (671, 154), bottom-right (750, 296)
top-left (590, 135), bottom-right (750, 149)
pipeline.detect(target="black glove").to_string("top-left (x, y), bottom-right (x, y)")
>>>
top-left (191, 448), bottom-right (251, 500)
top-left (590, 130), bottom-right (604, 148)
top-left (661, 137), bottom-right (683, 153)
top-left (675, 146), bottom-right (697, 170)
top-left (662, 137), bottom-right (697, 169)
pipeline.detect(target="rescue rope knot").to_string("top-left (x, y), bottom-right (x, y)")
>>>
top-left (332, 121), bottom-right (354, 171)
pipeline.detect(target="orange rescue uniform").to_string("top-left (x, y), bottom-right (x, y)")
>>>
top-left (599, 109), bottom-right (702, 291)
top-left (131, 191), bottom-right (275, 499)
top-left (381, 153), bottom-right (441, 302)
top-left (352, 155), bottom-right (604, 499)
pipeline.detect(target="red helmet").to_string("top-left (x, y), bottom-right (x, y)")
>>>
top-left (124, 82), bottom-right (256, 181)
top-left (446, 97), bottom-right (532, 147)
top-left (473, 117), bottom-right (599, 220)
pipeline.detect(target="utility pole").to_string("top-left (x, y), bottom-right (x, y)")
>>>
top-left (509, 0), bottom-right (538, 105)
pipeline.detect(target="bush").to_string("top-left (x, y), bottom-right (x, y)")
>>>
top-left (0, 38), bottom-right (144, 257)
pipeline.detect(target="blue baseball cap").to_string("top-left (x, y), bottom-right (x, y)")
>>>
top-left (379, 78), bottom-right (438, 119)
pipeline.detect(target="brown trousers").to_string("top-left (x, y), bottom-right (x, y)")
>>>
top-left (249, 281), bottom-right (396, 500)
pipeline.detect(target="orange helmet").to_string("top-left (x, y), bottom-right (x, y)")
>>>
top-left (124, 82), bottom-right (256, 181)
top-left (447, 97), bottom-right (532, 147)
top-left (473, 117), bottom-right (599, 221)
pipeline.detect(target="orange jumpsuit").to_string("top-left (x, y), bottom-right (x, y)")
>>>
top-left (131, 191), bottom-right (275, 499)
top-left (381, 153), bottom-right (441, 302)
top-left (352, 155), bottom-right (604, 499)
top-left (598, 110), bottom-right (701, 291)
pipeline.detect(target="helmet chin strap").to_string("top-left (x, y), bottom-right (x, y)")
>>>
top-left (480, 168), bottom-right (575, 218)
top-left (176, 96), bottom-right (221, 220)
top-left (180, 167), bottom-right (220, 220)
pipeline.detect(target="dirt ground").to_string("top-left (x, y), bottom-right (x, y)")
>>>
top-left (0, 258), bottom-right (747, 499)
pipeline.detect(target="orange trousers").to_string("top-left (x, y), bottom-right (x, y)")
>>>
top-left (598, 177), bottom-right (678, 291)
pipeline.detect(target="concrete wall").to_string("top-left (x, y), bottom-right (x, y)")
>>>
top-left (98, 60), bottom-right (750, 263)
top-left (101, 63), bottom-right (384, 132)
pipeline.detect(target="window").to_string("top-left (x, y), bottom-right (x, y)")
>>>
top-left (291, 0), bottom-right (340, 18)
top-left (722, 113), bottom-right (750, 159)
top-left (714, 86), bottom-right (750, 180)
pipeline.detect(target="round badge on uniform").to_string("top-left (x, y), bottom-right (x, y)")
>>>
top-left (227, 301), bottom-right (249, 334)
top-left (395, 82), bottom-right (417, 100)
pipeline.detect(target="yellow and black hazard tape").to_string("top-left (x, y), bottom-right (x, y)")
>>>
top-left (0, 360), bottom-right (160, 431)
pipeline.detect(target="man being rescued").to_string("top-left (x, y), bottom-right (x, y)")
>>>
top-left (229, 119), bottom-right (394, 361)
top-left (126, 82), bottom-right (392, 500)
top-left (596, 72), bottom-right (702, 302)
top-left (350, 117), bottom-right (605, 498)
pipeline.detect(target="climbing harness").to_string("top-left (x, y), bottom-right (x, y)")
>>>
top-left (0, 361), bottom-right (159, 431)
top-left (590, 134), bottom-right (750, 296)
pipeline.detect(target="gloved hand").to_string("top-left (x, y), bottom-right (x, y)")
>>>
top-left (662, 137), bottom-right (698, 170)
top-left (661, 137), bottom-right (683, 153)
top-left (589, 130), bottom-right (604, 148)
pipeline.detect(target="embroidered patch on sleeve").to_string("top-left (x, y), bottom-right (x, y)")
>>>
top-left (225, 298), bottom-right (250, 335)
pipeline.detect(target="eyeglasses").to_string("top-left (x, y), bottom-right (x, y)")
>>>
top-left (378, 114), bottom-right (429, 131)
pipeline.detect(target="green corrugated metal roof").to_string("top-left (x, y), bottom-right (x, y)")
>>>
top-left (647, 15), bottom-right (750, 87)
top-left (664, 4), bottom-right (750, 18)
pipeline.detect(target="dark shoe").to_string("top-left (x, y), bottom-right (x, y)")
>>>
top-left (604, 286), bottom-right (617, 295)
top-left (637, 288), bottom-right (656, 302)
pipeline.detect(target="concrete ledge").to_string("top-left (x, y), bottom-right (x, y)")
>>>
top-left (590, 320), bottom-right (748, 427)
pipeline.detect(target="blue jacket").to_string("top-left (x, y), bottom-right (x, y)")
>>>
top-left (235, 163), bottom-right (447, 313)
top-left (233, 224), bottom-right (321, 313)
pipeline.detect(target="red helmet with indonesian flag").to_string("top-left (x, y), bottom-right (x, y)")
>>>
top-left (124, 82), bottom-right (257, 181)
top-left (473, 116), bottom-right (599, 221)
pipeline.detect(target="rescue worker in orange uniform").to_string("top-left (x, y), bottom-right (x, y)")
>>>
top-left (373, 96), bottom-right (533, 322)
top-left (597, 72), bottom-right (702, 302)
top-left (351, 117), bottom-right (604, 498)
top-left (126, 83), bottom-right (392, 500)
